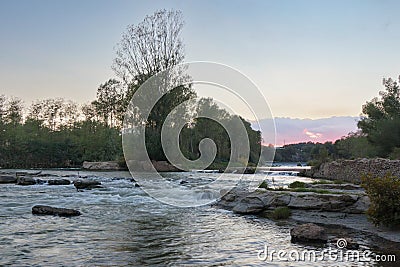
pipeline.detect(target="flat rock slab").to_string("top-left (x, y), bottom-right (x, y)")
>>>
top-left (32, 205), bottom-right (81, 217)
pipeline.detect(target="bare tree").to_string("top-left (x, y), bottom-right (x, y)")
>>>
top-left (112, 9), bottom-right (185, 84)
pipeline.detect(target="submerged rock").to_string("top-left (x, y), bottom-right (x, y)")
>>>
top-left (32, 205), bottom-right (81, 217)
top-left (73, 180), bottom-right (102, 190)
top-left (290, 223), bottom-right (328, 243)
top-left (0, 175), bottom-right (17, 184)
top-left (48, 179), bottom-right (71, 185)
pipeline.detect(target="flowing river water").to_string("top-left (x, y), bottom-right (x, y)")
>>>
top-left (0, 169), bottom-right (397, 266)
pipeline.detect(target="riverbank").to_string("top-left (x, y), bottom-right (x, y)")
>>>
top-left (215, 181), bottom-right (400, 246)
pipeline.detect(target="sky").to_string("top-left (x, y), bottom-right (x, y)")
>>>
top-left (1, 0), bottom-right (400, 122)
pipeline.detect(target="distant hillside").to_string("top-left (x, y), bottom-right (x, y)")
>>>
top-left (253, 116), bottom-right (359, 146)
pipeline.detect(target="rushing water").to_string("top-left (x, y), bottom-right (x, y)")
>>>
top-left (0, 170), bottom-right (394, 266)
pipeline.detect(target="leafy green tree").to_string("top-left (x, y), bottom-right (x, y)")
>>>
top-left (358, 76), bottom-right (400, 157)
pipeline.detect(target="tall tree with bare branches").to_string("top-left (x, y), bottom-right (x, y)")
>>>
top-left (113, 9), bottom-right (185, 85)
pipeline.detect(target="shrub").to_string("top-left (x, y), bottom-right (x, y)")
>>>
top-left (270, 207), bottom-right (291, 220)
top-left (259, 180), bottom-right (269, 189)
top-left (389, 147), bottom-right (400, 160)
top-left (288, 181), bottom-right (306, 189)
top-left (361, 173), bottom-right (400, 227)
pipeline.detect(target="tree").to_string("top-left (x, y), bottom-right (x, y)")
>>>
top-left (358, 76), bottom-right (400, 157)
top-left (112, 9), bottom-right (184, 84)
top-left (5, 97), bottom-right (23, 126)
top-left (92, 79), bottom-right (125, 127)
top-left (113, 9), bottom-right (195, 161)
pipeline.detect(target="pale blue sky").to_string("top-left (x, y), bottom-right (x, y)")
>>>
top-left (1, 0), bottom-right (400, 119)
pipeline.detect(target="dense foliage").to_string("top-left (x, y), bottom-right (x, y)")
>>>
top-left (362, 173), bottom-right (400, 227)
top-left (358, 77), bottom-right (400, 158)
top-left (0, 97), bottom-right (122, 168)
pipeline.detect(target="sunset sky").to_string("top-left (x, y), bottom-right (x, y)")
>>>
top-left (1, 0), bottom-right (400, 141)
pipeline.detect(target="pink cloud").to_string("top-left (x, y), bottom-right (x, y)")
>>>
top-left (303, 128), bottom-right (323, 139)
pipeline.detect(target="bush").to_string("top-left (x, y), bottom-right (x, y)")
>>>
top-left (389, 147), bottom-right (400, 160)
top-left (258, 180), bottom-right (269, 189)
top-left (270, 207), bottom-right (291, 220)
top-left (361, 173), bottom-right (400, 227)
top-left (288, 181), bottom-right (306, 189)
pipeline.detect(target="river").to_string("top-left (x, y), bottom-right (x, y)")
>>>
top-left (0, 169), bottom-right (395, 266)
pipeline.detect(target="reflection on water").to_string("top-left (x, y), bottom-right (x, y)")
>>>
top-left (0, 170), bottom-right (394, 266)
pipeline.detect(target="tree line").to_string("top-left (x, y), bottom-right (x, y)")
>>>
top-left (0, 9), bottom-right (262, 169)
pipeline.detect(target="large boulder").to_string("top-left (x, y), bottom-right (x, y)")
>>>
top-left (48, 179), bottom-right (71, 185)
top-left (290, 223), bottom-right (328, 243)
top-left (0, 175), bottom-right (17, 184)
top-left (73, 180), bottom-right (102, 190)
top-left (32, 205), bottom-right (81, 217)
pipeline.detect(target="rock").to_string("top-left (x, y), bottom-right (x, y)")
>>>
top-left (82, 161), bottom-right (122, 170)
top-left (37, 173), bottom-right (58, 177)
top-left (233, 196), bottom-right (265, 214)
top-left (287, 192), bottom-right (359, 212)
top-left (345, 195), bottom-right (370, 214)
top-left (302, 158), bottom-right (400, 184)
top-left (0, 175), bottom-right (17, 184)
top-left (126, 160), bottom-right (181, 172)
top-left (48, 179), bottom-right (71, 185)
top-left (32, 205), bottom-right (81, 217)
top-left (180, 180), bottom-right (188, 185)
top-left (219, 189), bottom-right (366, 214)
top-left (290, 223), bottom-right (328, 243)
top-left (16, 171), bottom-right (42, 176)
top-left (73, 180), bottom-right (102, 190)
top-left (306, 183), bottom-right (362, 191)
top-left (151, 161), bottom-right (181, 172)
top-left (17, 177), bottom-right (38, 186)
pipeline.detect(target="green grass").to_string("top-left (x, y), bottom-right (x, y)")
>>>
top-left (269, 207), bottom-right (292, 220)
top-left (288, 181), bottom-right (306, 188)
top-left (258, 180), bottom-right (269, 189)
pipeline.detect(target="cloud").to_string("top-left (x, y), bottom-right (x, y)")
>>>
top-left (303, 128), bottom-right (322, 138)
top-left (253, 116), bottom-right (359, 146)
